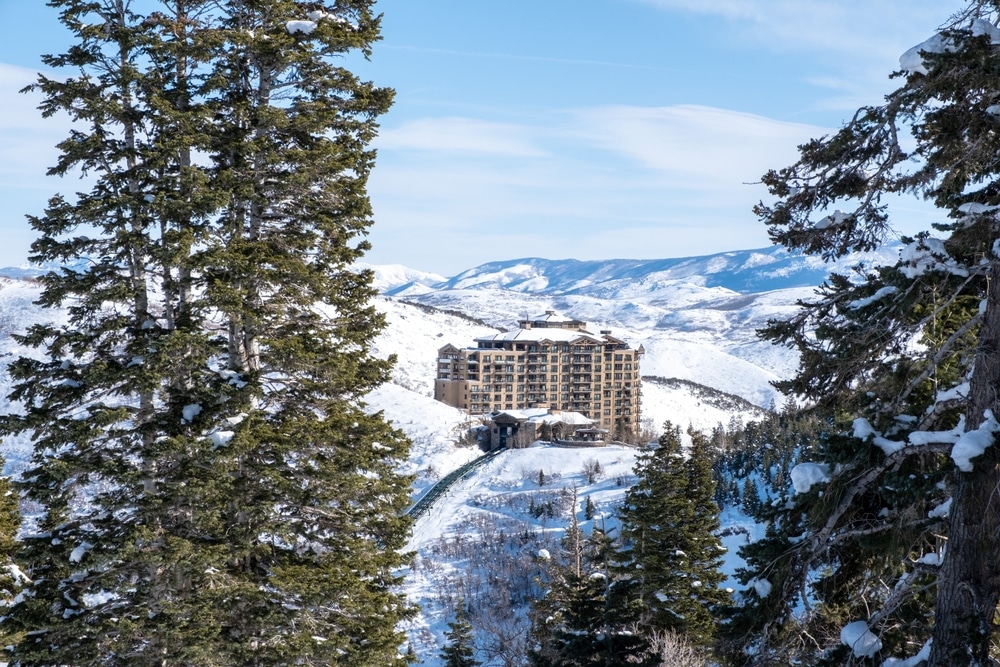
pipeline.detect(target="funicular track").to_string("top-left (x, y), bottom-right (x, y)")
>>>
top-left (406, 448), bottom-right (506, 521)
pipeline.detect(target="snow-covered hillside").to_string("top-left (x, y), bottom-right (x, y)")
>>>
top-left (0, 244), bottom-right (877, 666)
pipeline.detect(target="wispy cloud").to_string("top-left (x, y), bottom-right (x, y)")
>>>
top-left (364, 105), bottom-right (833, 272)
top-left (382, 45), bottom-right (674, 72)
top-left (570, 105), bottom-right (826, 187)
top-left (632, 0), bottom-right (965, 64)
top-left (375, 117), bottom-right (547, 157)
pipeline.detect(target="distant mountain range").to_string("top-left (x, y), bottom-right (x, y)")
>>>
top-left (0, 243), bottom-right (901, 416)
top-left (5, 244), bottom-right (899, 296)
top-left (370, 244), bottom-right (899, 298)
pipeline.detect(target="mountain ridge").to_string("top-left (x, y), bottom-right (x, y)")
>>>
top-left (380, 244), bottom-right (899, 298)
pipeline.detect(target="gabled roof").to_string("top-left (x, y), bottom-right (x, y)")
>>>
top-left (490, 409), bottom-right (594, 426)
top-left (527, 311), bottom-right (577, 324)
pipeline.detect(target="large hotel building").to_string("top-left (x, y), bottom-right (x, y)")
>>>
top-left (434, 311), bottom-right (643, 438)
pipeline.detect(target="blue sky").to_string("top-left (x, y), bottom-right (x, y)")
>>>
top-left (0, 0), bottom-right (967, 274)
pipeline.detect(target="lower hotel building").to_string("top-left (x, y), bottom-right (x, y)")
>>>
top-left (434, 311), bottom-right (643, 440)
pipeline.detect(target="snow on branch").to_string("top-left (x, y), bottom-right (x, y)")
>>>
top-left (899, 237), bottom-right (969, 279)
top-left (805, 441), bottom-right (953, 561)
top-left (951, 409), bottom-right (1000, 472)
top-left (841, 621), bottom-right (882, 658)
top-left (854, 416), bottom-right (965, 456)
top-left (899, 19), bottom-right (1000, 75)
top-left (847, 286), bottom-right (898, 311)
top-left (286, 20), bottom-right (318, 35)
top-left (789, 463), bottom-right (830, 494)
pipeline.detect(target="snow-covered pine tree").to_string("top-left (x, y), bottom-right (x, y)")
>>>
top-left (529, 509), bottom-right (654, 666)
top-left (0, 1), bottom-right (411, 664)
top-left (441, 598), bottom-right (481, 667)
top-left (616, 423), bottom-right (729, 650)
top-left (682, 429), bottom-right (730, 639)
top-left (740, 3), bottom-right (1000, 664)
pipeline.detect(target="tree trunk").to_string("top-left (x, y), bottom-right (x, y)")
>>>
top-left (930, 254), bottom-right (1000, 666)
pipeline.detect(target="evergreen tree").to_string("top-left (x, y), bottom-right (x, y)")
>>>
top-left (529, 510), bottom-right (654, 666)
top-left (683, 429), bottom-right (730, 633)
top-left (739, 3), bottom-right (1000, 664)
top-left (0, 461), bottom-right (24, 646)
top-left (441, 598), bottom-right (480, 667)
top-left (0, 1), bottom-right (411, 665)
top-left (617, 422), bottom-right (730, 648)
top-left (740, 477), bottom-right (760, 515)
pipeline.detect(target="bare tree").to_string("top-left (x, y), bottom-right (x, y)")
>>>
top-left (582, 458), bottom-right (604, 484)
top-left (647, 629), bottom-right (710, 667)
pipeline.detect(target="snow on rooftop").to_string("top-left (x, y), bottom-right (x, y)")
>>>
top-left (475, 327), bottom-right (599, 344)
top-left (527, 311), bottom-right (576, 323)
top-left (491, 409), bottom-right (594, 426)
top-left (535, 411), bottom-right (593, 426)
top-left (492, 408), bottom-right (550, 421)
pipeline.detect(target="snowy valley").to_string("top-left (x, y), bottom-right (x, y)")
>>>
top-left (0, 245), bottom-right (884, 666)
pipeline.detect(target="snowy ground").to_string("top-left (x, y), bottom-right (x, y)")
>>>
top-left (397, 443), bottom-right (642, 664)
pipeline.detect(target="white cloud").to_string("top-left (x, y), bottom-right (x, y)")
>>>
top-left (363, 104), bottom-right (832, 273)
top-left (375, 117), bottom-right (547, 157)
top-left (364, 102), bottom-right (941, 274)
top-left (570, 105), bottom-right (826, 188)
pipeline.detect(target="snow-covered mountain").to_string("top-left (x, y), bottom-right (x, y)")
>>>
top-left (382, 244), bottom-right (897, 297)
top-left (0, 243), bottom-right (896, 666)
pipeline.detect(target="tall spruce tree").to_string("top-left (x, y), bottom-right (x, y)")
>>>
top-left (0, 1), bottom-right (411, 665)
top-left (737, 3), bottom-right (1000, 664)
top-left (616, 423), bottom-right (729, 649)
